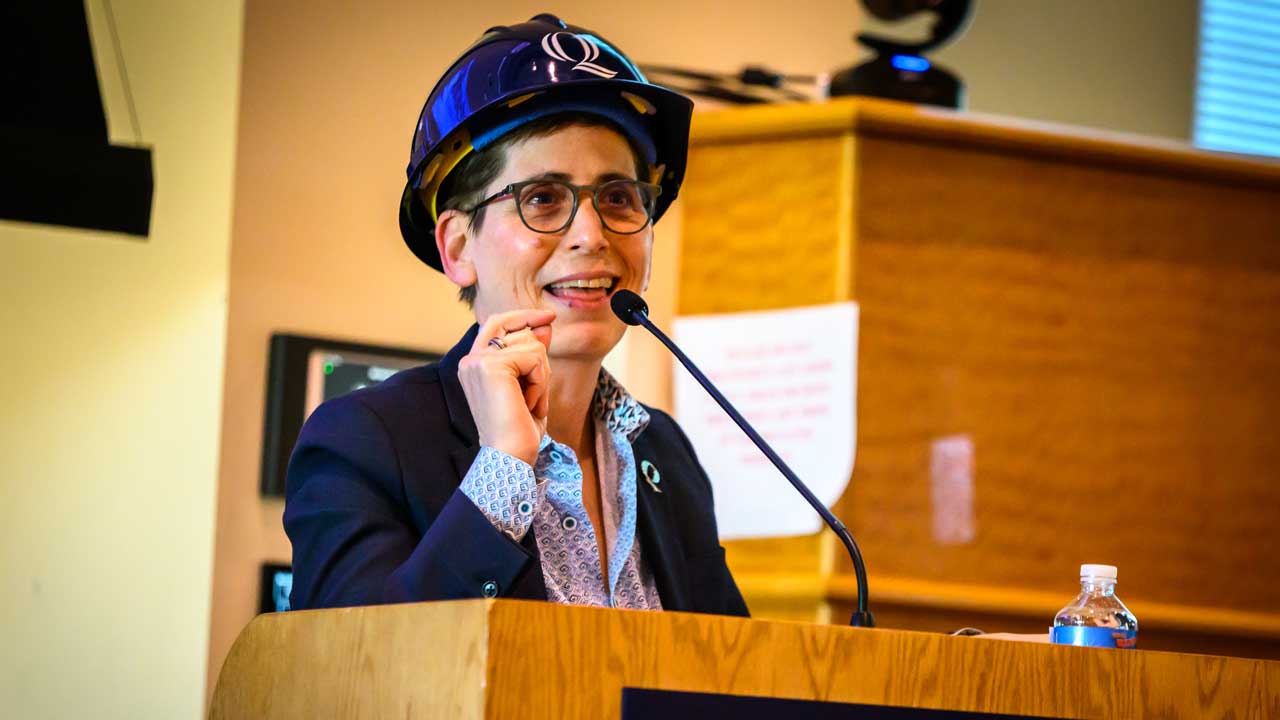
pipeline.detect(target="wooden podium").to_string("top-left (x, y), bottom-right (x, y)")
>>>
top-left (677, 98), bottom-right (1280, 658)
top-left (211, 599), bottom-right (1279, 718)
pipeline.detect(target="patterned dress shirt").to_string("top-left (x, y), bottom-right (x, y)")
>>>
top-left (459, 370), bottom-right (663, 610)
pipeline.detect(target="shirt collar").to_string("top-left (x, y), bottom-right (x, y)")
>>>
top-left (593, 368), bottom-right (650, 443)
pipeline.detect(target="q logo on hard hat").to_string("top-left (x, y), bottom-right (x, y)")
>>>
top-left (541, 32), bottom-right (618, 79)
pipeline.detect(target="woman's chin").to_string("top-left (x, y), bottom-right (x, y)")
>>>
top-left (548, 319), bottom-right (624, 361)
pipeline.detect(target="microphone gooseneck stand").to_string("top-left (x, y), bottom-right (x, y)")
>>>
top-left (610, 290), bottom-right (874, 627)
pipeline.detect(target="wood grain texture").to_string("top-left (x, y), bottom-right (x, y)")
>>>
top-left (209, 601), bottom-right (489, 719)
top-left (679, 134), bottom-right (852, 314)
top-left (681, 98), bottom-right (1280, 658)
top-left (210, 599), bottom-right (1280, 719)
top-left (849, 136), bottom-right (1280, 611)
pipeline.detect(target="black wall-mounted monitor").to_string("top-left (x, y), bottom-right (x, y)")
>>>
top-left (259, 334), bottom-right (441, 497)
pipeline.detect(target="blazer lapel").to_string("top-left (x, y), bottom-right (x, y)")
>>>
top-left (440, 325), bottom-right (483, 484)
top-left (632, 433), bottom-right (691, 612)
top-left (439, 324), bottom-right (480, 448)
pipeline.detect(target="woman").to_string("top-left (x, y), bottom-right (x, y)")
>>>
top-left (284, 14), bottom-right (747, 616)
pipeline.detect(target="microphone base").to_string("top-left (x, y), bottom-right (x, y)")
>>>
top-left (849, 611), bottom-right (876, 628)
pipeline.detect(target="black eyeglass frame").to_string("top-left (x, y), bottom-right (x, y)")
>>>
top-left (464, 178), bottom-right (663, 235)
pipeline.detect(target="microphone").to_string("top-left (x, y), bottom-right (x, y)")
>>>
top-left (611, 290), bottom-right (874, 627)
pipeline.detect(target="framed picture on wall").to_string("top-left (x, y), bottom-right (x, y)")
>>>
top-left (259, 334), bottom-right (441, 497)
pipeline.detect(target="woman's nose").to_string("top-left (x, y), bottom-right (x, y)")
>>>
top-left (565, 195), bottom-right (609, 253)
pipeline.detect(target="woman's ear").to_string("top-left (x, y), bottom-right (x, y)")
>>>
top-left (435, 209), bottom-right (477, 289)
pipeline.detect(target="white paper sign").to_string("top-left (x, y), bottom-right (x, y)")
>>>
top-left (673, 302), bottom-right (858, 539)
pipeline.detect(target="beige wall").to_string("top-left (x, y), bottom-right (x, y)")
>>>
top-left (0, 1), bottom-right (243, 718)
top-left (205, 0), bottom-right (1204, 704)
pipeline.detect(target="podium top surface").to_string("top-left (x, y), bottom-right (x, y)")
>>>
top-left (689, 97), bottom-right (1280, 188)
top-left (212, 599), bottom-right (1280, 719)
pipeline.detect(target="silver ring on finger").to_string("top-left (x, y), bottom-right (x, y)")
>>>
top-left (487, 337), bottom-right (507, 351)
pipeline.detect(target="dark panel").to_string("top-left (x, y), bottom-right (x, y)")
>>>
top-left (0, 1), bottom-right (107, 139)
top-left (622, 688), bottom-right (1055, 720)
top-left (0, 127), bottom-right (152, 236)
top-left (0, 1), bottom-right (154, 236)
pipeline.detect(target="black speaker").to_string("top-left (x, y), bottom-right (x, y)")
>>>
top-left (0, 1), bottom-right (153, 236)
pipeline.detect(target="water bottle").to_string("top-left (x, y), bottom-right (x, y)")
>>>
top-left (1050, 564), bottom-right (1138, 649)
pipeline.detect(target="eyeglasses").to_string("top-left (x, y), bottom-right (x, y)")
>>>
top-left (464, 178), bottom-right (662, 235)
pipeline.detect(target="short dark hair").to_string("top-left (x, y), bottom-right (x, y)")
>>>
top-left (430, 113), bottom-right (649, 308)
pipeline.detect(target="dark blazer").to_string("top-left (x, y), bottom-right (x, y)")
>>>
top-left (284, 324), bottom-right (749, 617)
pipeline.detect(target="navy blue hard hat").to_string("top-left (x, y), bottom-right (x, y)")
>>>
top-left (398, 13), bottom-right (694, 271)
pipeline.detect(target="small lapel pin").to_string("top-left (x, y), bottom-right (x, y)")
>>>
top-left (640, 459), bottom-right (662, 493)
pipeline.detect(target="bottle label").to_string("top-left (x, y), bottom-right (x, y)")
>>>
top-left (1051, 626), bottom-right (1137, 649)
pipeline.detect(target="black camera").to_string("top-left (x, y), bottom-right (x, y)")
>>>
top-left (830, 0), bottom-right (975, 108)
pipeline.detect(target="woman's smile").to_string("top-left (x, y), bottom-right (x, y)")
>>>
top-left (542, 270), bottom-right (620, 310)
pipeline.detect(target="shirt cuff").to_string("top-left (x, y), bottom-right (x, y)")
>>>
top-left (459, 446), bottom-right (541, 541)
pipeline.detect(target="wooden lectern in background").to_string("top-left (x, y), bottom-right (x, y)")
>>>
top-left (679, 98), bottom-right (1280, 659)
top-left (211, 599), bottom-right (1279, 718)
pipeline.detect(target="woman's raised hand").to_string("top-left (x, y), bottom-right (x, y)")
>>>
top-left (458, 308), bottom-right (556, 466)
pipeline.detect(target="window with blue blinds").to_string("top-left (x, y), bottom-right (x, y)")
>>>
top-left (1194, 0), bottom-right (1280, 158)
